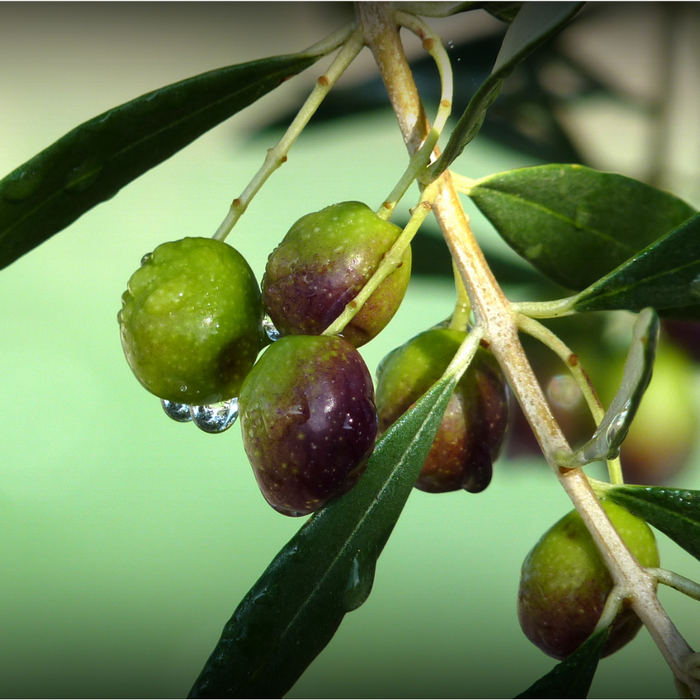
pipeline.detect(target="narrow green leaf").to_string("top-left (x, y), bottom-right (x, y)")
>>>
top-left (188, 367), bottom-right (460, 698)
top-left (560, 309), bottom-right (659, 468)
top-left (573, 212), bottom-right (700, 313)
top-left (429, 2), bottom-right (582, 177)
top-left (466, 164), bottom-right (696, 290)
top-left (479, 3), bottom-right (523, 23)
top-left (0, 52), bottom-right (321, 270)
top-left (515, 627), bottom-right (610, 699)
top-left (604, 485), bottom-right (700, 562)
top-left (407, 2), bottom-right (522, 21)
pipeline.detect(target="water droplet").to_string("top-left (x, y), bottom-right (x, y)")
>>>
top-left (65, 160), bottom-right (103, 194)
top-left (342, 549), bottom-right (376, 612)
top-left (2, 168), bottom-right (44, 201)
top-left (161, 399), bottom-right (192, 422)
top-left (603, 398), bottom-right (633, 455)
top-left (141, 252), bottom-right (153, 266)
top-left (190, 397), bottom-right (239, 433)
top-left (263, 315), bottom-right (281, 342)
top-left (690, 274), bottom-right (700, 299)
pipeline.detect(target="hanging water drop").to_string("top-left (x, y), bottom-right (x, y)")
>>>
top-left (141, 252), bottom-right (153, 265)
top-left (689, 273), bottom-right (700, 299)
top-left (263, 315), bottom-right (281, 342)
top-left (190, 397), bottom-right (239, 433)
top-left (161, 399), bottom-right (193, 422)
top-left (342, 548), bottom-right (377, 612)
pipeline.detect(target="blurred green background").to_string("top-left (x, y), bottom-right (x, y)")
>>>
top-left (1, 3), bottom-right (700, 698)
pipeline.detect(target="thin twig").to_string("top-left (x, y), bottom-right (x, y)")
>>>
top-left (212, 27), bottom-right (364, 242)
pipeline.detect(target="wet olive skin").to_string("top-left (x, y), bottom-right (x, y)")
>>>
top-left (239, 334), bottom-right (378, 516)
top-left (262, 201), bottom-right (411, 347)
top-left (375, 328), bottom-right (509, 493)
top-left (119, 237), bottom-right (264, 405)
top-left (517, 499), bottom-right (660, 660)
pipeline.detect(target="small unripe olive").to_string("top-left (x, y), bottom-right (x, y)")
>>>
top-left (375, 327), bottom-right (509, 493)
top-left (118, 237), bottom-right (264, 404)
top-left (262, 201), bottom-right (411, 347)
top-left (239, 334), bottom-right (378, 516)
top-left (517, 499), bottom-right (660, 660)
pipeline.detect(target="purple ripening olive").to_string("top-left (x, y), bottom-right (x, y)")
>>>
top-left (375, 327), bottom-right (509, 494)
top-left (262, 201), bottom-right (411, 347)
top-left (238, 334), bottom-right (378, 516)
top-left (518, 499), bottom-right (660, 660)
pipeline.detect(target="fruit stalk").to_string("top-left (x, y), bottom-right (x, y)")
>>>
top-left (356, 2), bottom-right (699, 691)
top-left (213, 26), bottom-right (363, 242)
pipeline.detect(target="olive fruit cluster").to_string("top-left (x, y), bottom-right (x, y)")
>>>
top-left (518, 499), bottom-right (660, 660)
top-left (240, 201), bottom-right (410, 514)
top-left (375, 328), bottom-right (509, 494)
top-left (118, 201), bottom-right (412, 515)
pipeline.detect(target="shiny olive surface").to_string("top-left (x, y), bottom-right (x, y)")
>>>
top-left (239, 334), bottom-right (378, 516)
top-left (375, 327), bottom-right (509, 494)
top-left (262, 201), bottom-right (411, 347)
top-left (119, 237), bottom-right (264, 404)
top-left (518, 499), bottom-right (660, 660)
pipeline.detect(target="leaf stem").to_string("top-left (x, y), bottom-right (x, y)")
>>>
top-left (512, 297), bottom-right (577, 319)
top-left (301, 19), bottom-right (357, 57)
top-left (445, 323), bottom-right (484, 380)
top-left (594, 585), bottom-right (624, 633)
top-left (357, 2), bottom-right (700, 693)
top-left (449, 171), bottom-right (478, 193)
top-left (652, 568), bottom-right (700, 602)
top-left (212, 26), bottom-right (363, 242)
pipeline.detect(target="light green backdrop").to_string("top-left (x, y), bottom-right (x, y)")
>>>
top-left (1, 4), bottom-right (699, 698)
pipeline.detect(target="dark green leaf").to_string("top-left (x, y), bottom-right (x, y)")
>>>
top-left (480, 3), bottom-right (523, 22)
top-left (515, 627), bottom-right (610, 699)
top-left (604, 485), bottom-right (700, 562)
top-left (429, 2), bottom-right (582, 177)
top-left (573, 213), bottom-right (700, 313)
top-left (560, 308), bottom-right (659, 468)
top-left (0, 52), bottom-right (322, 270)
top-left (466, 164), bottom-right (696, 290)
top-left (432, 2), bottom-right (522, 21)
top-left (188, 368), bottom-right (460, 698)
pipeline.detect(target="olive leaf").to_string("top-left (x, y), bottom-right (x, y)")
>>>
top-left (515, 627), bottom-right (610, 699)
top-left (603, 485), bottom-right (700, 562)
top-left (465, 164), bottom-right (696, 291)
top-left (418, 2), bottom-right (522, 21)
top-left (428, 2), bottom-right (582, 178)
top-left (572, 212), bottom-right (700, 313)
top-left (188, 351), bottom-right (468, 698)
top-left (0, 51), bottom-right (322, 271)
top-left (558, 308), bottom-right (659, 468)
